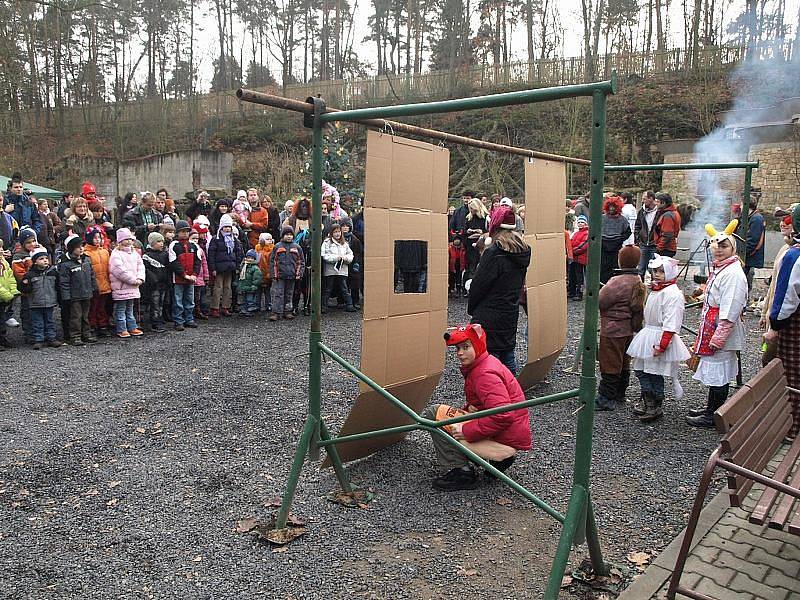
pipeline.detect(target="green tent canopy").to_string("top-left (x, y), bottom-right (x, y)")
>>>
top-left (0, 174), bottom-right (64, 202)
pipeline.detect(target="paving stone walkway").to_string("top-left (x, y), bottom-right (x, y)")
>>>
top-left (619, 447), bottom-right (800, 600)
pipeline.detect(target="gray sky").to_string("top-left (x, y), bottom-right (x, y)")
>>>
top-left (191, 0), bottom-right (797, 90)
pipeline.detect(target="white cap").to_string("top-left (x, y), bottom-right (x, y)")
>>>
top-left (499, 197), bottom-right (513, 208)
top-left (237, 190), bottom-right (247, 199)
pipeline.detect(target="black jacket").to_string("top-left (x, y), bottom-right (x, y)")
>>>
top-left (122, 206), bottom-right (163, 245)
top-left (57, 254), bottom-right (97, 301)
top-left (468, 242), bottom-right (531, 353)
top-left (449, 205), bottom-right (469, 241)
top-left (142, 248), bottom-right (171, 291)
top-left (21, 265), bottom-right (59, 308)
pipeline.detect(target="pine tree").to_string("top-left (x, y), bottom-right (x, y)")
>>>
top-left (299, 123), bottom-right (363, 199)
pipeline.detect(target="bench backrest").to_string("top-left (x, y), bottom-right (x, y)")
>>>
top-left (713, 358), bottom-right (792, 506)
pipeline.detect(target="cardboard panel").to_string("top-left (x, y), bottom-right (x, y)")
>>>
top-left (360, 310), bottom-right (447, 390)
top-left (516, 159), bottom-right (568, 388)
top-left (524, 159), bottom-right (567, 235)
top-left (530, 233), bottom-right (566, 286)
top-left (527, 281), bottom-right (568, 362)
top-left (327, 133), bottom-right (449, 465)
top-left (364, 131), bottom-right (449, 213)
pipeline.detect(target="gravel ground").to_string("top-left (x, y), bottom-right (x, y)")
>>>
top-left (0, 283), bottom-right (766, 599)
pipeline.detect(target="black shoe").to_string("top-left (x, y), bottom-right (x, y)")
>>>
top-left (96, 328), bottom-right (111, 338)
top-left (432, 466), bottom-right (479, 491)
top-left (174, 324), bottom-right (185, 331)
top-left (71, 339), bottom-right (85, 347)
top-left (46, 340), bottom-right (65, 348)
top-left (153, 325), bottom-right (167, 333)
top-left (82, 336), bottom-right (98, 344)
top-left (687, 407), bottom-right (706, 417)
top-left (686, 412), bottom-right (715, 428)
top-left (595, 395), bottom-right (616, 412)
top-left (32, 342), bottom-right (42, 350)
top-left (185, 321), bottom-right (198, 328)
top-left (485, 456), bottom-right (516, 480)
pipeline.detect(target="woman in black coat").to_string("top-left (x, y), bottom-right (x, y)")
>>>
top-left (467, 207), bottom-right (531, 374)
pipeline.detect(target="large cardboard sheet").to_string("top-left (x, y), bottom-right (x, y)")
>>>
top-left (327, 131), bottom-right (449, 464)
top-left (517, 159), bottom-right (568, 391)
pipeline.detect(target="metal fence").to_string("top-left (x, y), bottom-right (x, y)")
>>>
top-left (1, 40), bottom-right (793, 134)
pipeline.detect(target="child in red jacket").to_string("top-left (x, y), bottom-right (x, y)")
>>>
top-left (568, 215), bottom-right (589, 300)
top-left (421, 324), bottom-right (532, 491)
top-left (448, 237), bottom-right (467, 296)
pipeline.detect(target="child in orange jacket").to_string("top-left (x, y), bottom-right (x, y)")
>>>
top-left (255, 232), bottom-right (275, 311)
top-left (84, 227), bottom-right (113, 336)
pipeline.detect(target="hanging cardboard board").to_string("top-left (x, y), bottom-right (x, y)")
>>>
top-left (324, 132), bottom-right (449, 466)
top-left (517, 159), bottom-right (568, 391)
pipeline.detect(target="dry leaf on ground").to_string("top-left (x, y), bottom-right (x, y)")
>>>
top-left (627, 551), bottom-right (651, 566)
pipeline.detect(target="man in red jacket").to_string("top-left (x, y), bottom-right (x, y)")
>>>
top-left (421, 324), bottom-right (532, 491)
top-left (653, 192), bottom-right (682, 257)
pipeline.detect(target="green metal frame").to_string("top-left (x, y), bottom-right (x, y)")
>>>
top-left (271, 79), bottom-right (617, 599)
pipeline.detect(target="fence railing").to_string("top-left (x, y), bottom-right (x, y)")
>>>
top-left (1, 40), bottom-right (793, 134)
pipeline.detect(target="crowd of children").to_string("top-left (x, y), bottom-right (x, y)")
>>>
top-left (0, 175), bottom-right (364, 349)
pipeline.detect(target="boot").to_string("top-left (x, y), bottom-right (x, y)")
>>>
top-left (617, 370), bottom-right (631, 404)
top-left (432, 465), bottom-right (479, 491)
top-left (687, 407), bottom-right (707, 417)
top-left (210, 309), bottom-right (220, 318)
top-left (686, 386), bottom-right (727, 428)
top-left (640, 395), bottom-right (664, 423)
top-left (485, 455), bottom-right (516, 480)
top-left (595, 394), bottom-right (616, 412)
top-left (269, 313), bottom-right (279, 322)
top-left (632, 393), bottom-right (647, 416)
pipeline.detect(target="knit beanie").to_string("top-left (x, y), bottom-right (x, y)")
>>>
top-left (245, 249), bottom-right (258, 261)
top-left (219, 214), bottom-right (234, 229)
top-left (18, 228), bottom-right (37, 246)
top-left (488, 206), bottom-right (517, 236)
top-left (148, 232), bottom-right (165, 247)
top-left (64, 234), bottom-right (82, 254)
top-left (30, 247), bottom-right (48, 263)
top-left (175, 219), bottom-right (191, 232)
top-left (576, 215), bottom-right (588, 227)
top-left (116, 227), bottom-right (135, 244)
top-left (443, 323), bottom-right (488, 358)
top-left (281, 226), bottom-right (295, 239)
top-left (258, 232), bottom-right (272, 245)
top-left (618, 245), bottom-right (641, 270)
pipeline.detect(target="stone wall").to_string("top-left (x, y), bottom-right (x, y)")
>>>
top-left (117, 150), bottom-right (232, 200)
top-left (49, 150), bottom-right (232, 205)
top-left (660, 142), bottom-right (800, 213)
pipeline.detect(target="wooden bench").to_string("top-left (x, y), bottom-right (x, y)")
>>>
top-left (667, 358), bottom-right (800, 600)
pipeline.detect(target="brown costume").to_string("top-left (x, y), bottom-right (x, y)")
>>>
top-left (596, 246), bottom-right (646, 410)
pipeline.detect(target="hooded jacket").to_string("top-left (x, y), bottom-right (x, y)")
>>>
top-left (654, 204), bottom-right (681, 254)
top-left (0, 255), bottom-right (19, 303)
top-left (21, 264), bottom-right (59, 308)
top-left (237, 261), bottom-right (264, 293)
top-left (468, 236), bottom-right (531, 353)
top-left (271, 240), bottom-right (305, 280)
top-left (460, 352), bottom-right (532, 450)
top-left (207, 231), bottom-right (243, 273)
top-left (109, 247), bottom-right (145, 300)
top-left (58, 253), bottom-right (97, 301)
top-left (255, 241), bottom-right (275, 281)
top-left (321, 237), bottom-right (353, 277)
top-left (598, 269), bottom-right (646, 337)
top-left (571, 228), bottom-right (590, 266)
top-left (84, 243), bottom-right (111, 295)
top-left (168, 239), bottom-right (202, 284)
top-left (5, 192), bottom-right (42, 236)
top-left (142, 247), bottom-right (171, 291)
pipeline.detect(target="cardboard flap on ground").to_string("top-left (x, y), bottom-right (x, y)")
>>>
top-left (322, 376), bottom-right (441, 465)
top-left (364, 131), bottom-right (449, 213)
top-left (524, 159), bottom-right (567, 234)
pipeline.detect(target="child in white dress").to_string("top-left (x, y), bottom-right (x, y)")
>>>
top-left (627, 255), bottom-right (691, 422)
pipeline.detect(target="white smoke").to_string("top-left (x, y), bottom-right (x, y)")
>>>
top-left (688, 39), bottom-right (798, 232)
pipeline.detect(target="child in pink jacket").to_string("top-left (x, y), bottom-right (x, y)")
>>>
top-left (189, 229), bottom-right (210, 319)
top-left (109, 228), bottom-right (146, 339)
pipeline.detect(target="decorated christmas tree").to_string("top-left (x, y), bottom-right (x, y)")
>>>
top-left (298, 123), bottom-right (362, 204)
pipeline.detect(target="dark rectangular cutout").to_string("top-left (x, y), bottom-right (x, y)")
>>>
top-left (393, 240), bottom-right (428, 293)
